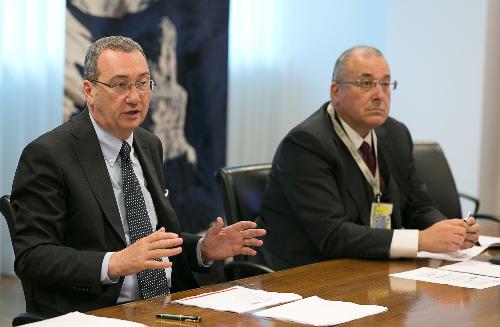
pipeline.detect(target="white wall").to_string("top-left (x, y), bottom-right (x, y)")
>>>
top-left (479, 0), bottom-right (500, 215)
top-left (386, 0), bottom-right (487, 202)
top-left (228, 0), bottom-right (389, 164)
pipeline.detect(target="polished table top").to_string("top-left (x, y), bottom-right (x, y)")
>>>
top-left (91, 223), bottom-right (500, 326)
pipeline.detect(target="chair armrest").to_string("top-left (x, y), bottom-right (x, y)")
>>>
top-left (458, 193), bottom-right (499, 222)
top-left (458, 192), bottom-right (479, 214)
top-left (474, 213), bottom-right (500, 223)
top-left (12, 312), bottom-right (48, 326)
top-left (224, 260), bottom-right (274, 281)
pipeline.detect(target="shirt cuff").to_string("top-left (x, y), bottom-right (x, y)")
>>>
top-left (197, 237), bottom-right (214, 267)
top-left (390, 229), bottom-right (419, 258)
top-left (101, 252), bottom-right (120, 284)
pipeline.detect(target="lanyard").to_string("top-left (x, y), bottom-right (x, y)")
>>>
top-left (326, 104), bottom-right (382, 202)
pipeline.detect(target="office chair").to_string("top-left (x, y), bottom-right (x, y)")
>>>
top-left (215, 164), bottom-right (274, 281)
top-left (412, 142), bottom-right (499, 222)
top-left (0, 195), bottom-right (47, 326)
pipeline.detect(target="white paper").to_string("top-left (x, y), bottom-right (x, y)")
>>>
top-left (24, 312), bottom-right (145, 327)
top-left (417, 245), bottom-right (486, 261)
top-left (478, 235), bottom-right (500, 248)
top-left (173, 286), bottom-right (302, 313)
top-left (253, 296), bottom-right (387, 326)
top-left (417, 235), bottom-right (500, 262)
top-left (438, 260), bottom-right (500, 278)
top-left (389, 267), bottom-right (500, 289)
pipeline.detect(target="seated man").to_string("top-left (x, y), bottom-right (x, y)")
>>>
top-left (11, 35), bottom-right (266, 316)
top-left (259, 45), bottom-right (479, 270)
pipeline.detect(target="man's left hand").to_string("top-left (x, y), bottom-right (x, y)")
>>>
top-left (200, 217), bottom-right (267, 261)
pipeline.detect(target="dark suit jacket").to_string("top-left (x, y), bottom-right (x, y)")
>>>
top-left (260, 102), bottom-right (445, 270)
top-left (11, 110), bottom-right (202, 316)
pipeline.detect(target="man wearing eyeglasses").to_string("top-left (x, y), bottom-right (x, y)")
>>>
top-left (259, 45), bottom-right (479, 271)
top-left (10, 36), bottom-right (266, 317)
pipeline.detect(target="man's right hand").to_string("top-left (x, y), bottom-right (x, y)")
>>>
top-left (418, 219), bottom-right (467, 253)
top-left (108, 227), bottom-right (183, 278)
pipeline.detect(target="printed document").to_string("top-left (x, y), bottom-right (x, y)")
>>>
top-left (173, 286), bottom-right (302, 313)
top-left (23, 311), bottom-right (145, 327)
top-left (253, 296), bottom-right (387, 326)
top-left (417, 245), bottom-right (485, 261)
top-left (438, 260), bottom-right (500, 278)
top-left (477, 235), bottom-right (500, 248)
top-left (389, 267), bottom-right (500, 289)
top-left (417, 235), bottom-right (500, 261)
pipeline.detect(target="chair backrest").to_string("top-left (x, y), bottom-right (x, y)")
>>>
top-left (1, 195), bottom-right (45, 325)
top-left (215, 164), bottom-right (273, 280)
top-left (215, 163), bottom-right (271, 225)
top-left (412, 142), bottom-right (462, 218)
top-left (1, 195), bottom-right (16, 241)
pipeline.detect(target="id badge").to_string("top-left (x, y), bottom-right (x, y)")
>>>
top-left (370, 202), bottom-right (393, 229)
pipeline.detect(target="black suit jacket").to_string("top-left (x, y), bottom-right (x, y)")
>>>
top-left (11, 110), bottom-right (201, 316)
top-left (260, 102), bottom-right (445, 270)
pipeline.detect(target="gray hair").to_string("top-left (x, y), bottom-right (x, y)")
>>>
top-left (332, 46), bottom-right (384, 81)
top-left (83, 35), bottom-right (146, 81)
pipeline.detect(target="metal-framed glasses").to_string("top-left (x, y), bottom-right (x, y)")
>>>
top-left (336, 79), bottom-right (398, 92)
top-left (90, 79), bottom-right (156, 95)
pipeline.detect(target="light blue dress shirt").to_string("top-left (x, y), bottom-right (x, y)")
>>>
top-left (89, 113), bottom-right (211, 303)
top-left (89, 113), bottom-right (171, 303)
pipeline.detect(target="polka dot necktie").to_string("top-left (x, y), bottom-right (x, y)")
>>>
top-left (119, 141), bottom-right (169, 299)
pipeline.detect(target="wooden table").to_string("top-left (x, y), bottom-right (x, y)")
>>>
top-left (91, 223), bottom-right (500, 326)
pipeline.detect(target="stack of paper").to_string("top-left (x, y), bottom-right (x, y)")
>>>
top-left (478, 235), bottom-right (500, 248)
top-left (417, 245), bottom-right (485, 261)
top-left (173, 286), bottom-right (302, 313)
top-left (253, 296), bottom-right (387, 326)
top-left (417, 235), bottom-right (500, 261)
top-left (390, 267), bottom-right (500, 289)
top-left (438, 260), bottom-right (500, 278)
top-left (175, 286), bottom-right (388, 325)
top-left (24, 312), bottom-right (145, 327)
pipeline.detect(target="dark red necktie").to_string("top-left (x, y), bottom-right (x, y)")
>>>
top-left (359, 141), bottom-right (384, 190)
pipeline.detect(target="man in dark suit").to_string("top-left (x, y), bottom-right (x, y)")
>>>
top-left (11, 36), bottom-right (266, 316)
top-left (259, 46), bottom-right (479, 271)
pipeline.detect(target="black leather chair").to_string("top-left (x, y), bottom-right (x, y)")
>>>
top-left (0, 195), bottom-right (46, 326)
top-left (412, 142), bottom-right (499, 222)
top-left (215, 164), bottom-right (274, 281)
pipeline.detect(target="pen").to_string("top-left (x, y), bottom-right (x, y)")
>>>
top-left (156, 313), bottom-right (201, 323)
top-left (463, 210), bottom-right (472, 222)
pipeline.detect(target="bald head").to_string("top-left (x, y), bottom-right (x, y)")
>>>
top-left (332, 46), bottom-right (385, 82)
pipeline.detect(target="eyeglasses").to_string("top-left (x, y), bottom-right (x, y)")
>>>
top-left (336, 79), bottom-right (398, 92)
top-left (90, 79), bottom-right (156, 95)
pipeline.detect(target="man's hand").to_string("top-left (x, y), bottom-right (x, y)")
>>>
top-left (200, 217), bottom-right (267, 261)
top-left (418, 219), bottom-right (468, 253)
top-left (108, 227), bottom-right (183, 278)
top-left (461, 216), bottom-right (480, 249)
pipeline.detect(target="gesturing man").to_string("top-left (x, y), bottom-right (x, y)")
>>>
top-left (11, 36), bottom-right (265, 316)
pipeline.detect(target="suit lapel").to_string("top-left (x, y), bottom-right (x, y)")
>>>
top-left (375, 127), bottom-right (402, 229)
top-left (133, 134), bottom-right (182, 234)
top-left (331, 130), bottom-right (372, 226)
top-left (70, 110), bottom-right (126, 245)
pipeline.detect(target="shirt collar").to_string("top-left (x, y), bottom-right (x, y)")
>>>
top-left (336, 110), bottom-right (377, 150)
top-left (89, 111), bottom-right (134, 166)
